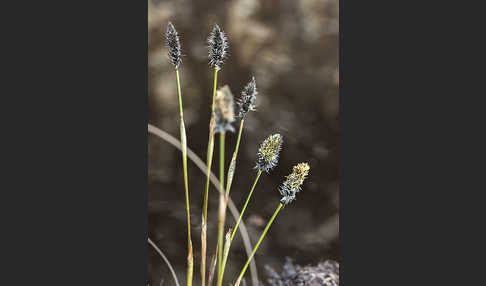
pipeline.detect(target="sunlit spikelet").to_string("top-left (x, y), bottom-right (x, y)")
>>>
top-left (255, 134), bottom-right (283, 172)
top-left (214, 85), bottom-right (236, 133)
top-left (279, 163), bottom-right (310, 205)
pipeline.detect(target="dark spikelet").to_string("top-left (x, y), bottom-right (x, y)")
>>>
top-left (165, 22), bottom-right (182, 68)
top-left (279, 163), bottom-right (310, 206)
top-left (207, 24), bottom-right (229, 70)
top-left (237, 77), bottom-right (258, 119)
top-left (255, 134), bottom-right (283, 172)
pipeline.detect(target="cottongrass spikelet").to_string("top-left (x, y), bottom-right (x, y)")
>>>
top-left (255, 134), bottom-right (283, 172)
top-left (279, 162), bottom-right (310, 205)
top-left (207, 24), bottom-right (229, 71)
top-left (214, 85), bottom-right (235, 133)
top-left (237, 77), bottom-right (257, 119)
top-left (165, 22), bottom-right (182, 68)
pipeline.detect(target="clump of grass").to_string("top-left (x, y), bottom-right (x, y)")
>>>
top-left (160, 21), bottom-right (314, 286)
top-left (165, 22), bottom-right (194, 286)
top-left (234, 163), bottom-right (310, 286)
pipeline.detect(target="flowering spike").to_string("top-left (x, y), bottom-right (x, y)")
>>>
top-left (165, 22), bottom-right (182, 68)
top-left (207, 24), bottom-right (229, 71)
top-left (237, 76), bottom-right (258, 119)
top-left (214, 85), bottom-right (235, 133)
top-left (279, 163), bottom-right (310, 205)
top-left (255, 134), bottom-right (283, 172)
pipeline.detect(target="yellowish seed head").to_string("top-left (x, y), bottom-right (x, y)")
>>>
top-left (255, 134), bottom-right (283, 172)
top-left (279, 162), bottom-right (310, 205)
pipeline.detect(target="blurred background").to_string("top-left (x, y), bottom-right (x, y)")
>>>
top-left (148, 0), bottom-right (339, 285)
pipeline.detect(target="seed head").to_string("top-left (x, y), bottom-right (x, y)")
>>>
top-left (207, 24), bottom-right (229, 71)
top-left (214, 85), bottom-right (235, 133)
top-left (165, 22), bottom-right (182, 68)
top-left (255, 134), bottom-right (283, 172)
top-left (237, 77), bottom-right (257, 119)
top-left (279, 163), bottom-right (310, 205)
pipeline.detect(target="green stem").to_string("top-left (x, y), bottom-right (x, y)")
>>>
top-left (218, 229), bottom-right (232, 286)
top-left (176, 68), bottom-right (193, 286)
top-left (176, 68), bottom-right (184, 118)
top-left (234, 120), bottom-right (244, 159)
top-left (235, 203), bottom-right (284, 286)
top-left (224, 119), bottom-right (245, 197)
top-left (201, 68), bottom-right (219, 286)
top-left (231, 170), bottom-right (262, 242)
top-left (217, 120), bottom-right (246, 286)
top-left (204, 68), bottom-right (219, 221)
top-left (212, 69), bottom-right (218, 111)
top-left (217, 131), bottom-right (225, 281)
top-left (220, 132), bottom-right (225, 199)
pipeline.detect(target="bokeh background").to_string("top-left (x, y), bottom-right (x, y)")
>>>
top-left (148, 0), bottom-right (339, 285)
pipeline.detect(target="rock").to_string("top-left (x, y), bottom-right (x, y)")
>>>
top-left (265, 258), bottom-right (339, 286)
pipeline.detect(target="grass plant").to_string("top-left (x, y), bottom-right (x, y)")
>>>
top-left (159, 21), bottom-right (312, 286)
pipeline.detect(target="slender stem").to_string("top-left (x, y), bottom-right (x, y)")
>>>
top-left (203, 68), bottom-right (219, 218)
top-left (235, 203), bottom-right (284, 286)
top-left (218, 229), bottom-right (232, 286)
top-left (148, 237), bottom-right (181, 286)
top-left (207, 244), bottom-right (219, 286)
top-left (220, 132), bottom-right (225, 199)
top-left (233, 120), bottom-right (244, 162)
top-left (231, 170), bottom-right (262, 242)
top-left (217, 131), bottom-right (226, 281)
top-left (225, 119), bottom-right (245, 197)
top-left (175, 68), bottom-right (193, 286)
top-left (201, 68), bottom-right (219, 286)
top-left (212, 69), bottom-right (219, 111)
top-left (217, 120), bottom-right (247, 286)
top-left (176, 68), bottom-right (184, 118)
